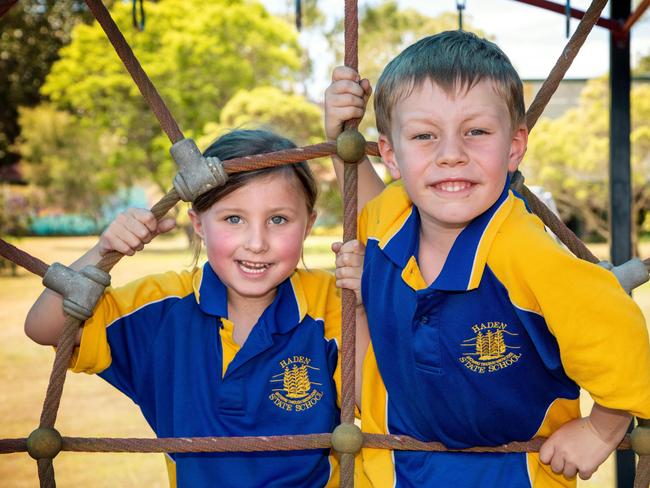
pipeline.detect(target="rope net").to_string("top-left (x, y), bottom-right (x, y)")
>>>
top-left (0, 0), bottom-right (649, 487)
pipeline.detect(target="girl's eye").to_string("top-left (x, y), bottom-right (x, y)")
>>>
top-left (225, 216), bottom-right (242, 224)
top-left (467, 128), bottom-right (488, 136)
top-left (269, 216), bottom-right (287, 225)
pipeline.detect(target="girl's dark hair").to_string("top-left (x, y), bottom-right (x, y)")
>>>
top-left (190, 129), bottom-right (318, 265)
top-left (192, 129), bottom-right (318, 214)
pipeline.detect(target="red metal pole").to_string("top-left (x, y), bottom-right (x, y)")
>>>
top-left (511, 0), bottom-right (620, 32)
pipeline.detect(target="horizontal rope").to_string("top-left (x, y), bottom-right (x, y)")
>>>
top-left (0, 432), bottom-right (632, 455)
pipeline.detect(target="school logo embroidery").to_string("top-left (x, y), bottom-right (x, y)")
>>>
top-left (269, 355), bottom-right (324, 412)
top-left (459, 321), bottom-right (522, 374)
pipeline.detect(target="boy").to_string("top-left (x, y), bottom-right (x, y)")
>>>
top-left (325, 31), bottom-right (650, 487)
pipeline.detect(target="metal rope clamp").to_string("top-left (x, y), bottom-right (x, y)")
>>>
top-left (170, 138), bottom-right (228, 202)
top-left (42, 263), bottom-right (111, 321)
top-left (598, 258), bottom-right (650, 294)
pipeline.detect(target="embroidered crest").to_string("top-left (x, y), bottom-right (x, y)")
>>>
top-left (459, 321), bottom-right (522, 374)
top-left (269, 356), bottom-right (324, 412)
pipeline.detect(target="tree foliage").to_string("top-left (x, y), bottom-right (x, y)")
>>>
top-left (40, 0), bottom-right (304, 194)
top-left (525, 77), bottom-right (650, 244)
top-left (0, 0), bottom-right (91, 167)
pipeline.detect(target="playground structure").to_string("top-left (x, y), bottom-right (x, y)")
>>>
top-left (0, 0), bottom-right (650, 487)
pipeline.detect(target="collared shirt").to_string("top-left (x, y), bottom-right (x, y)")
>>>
top-left (358, 180), bottom-right (650, 487)
top-left (72, 263), bottom-right (344, 487)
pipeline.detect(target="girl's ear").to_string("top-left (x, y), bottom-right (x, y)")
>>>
top-left (378, 133), bottom-right (401, 180)
top-left (304, 211), bottom-right (317, 239)
top-left (188, 208), bottom-right (204, 240)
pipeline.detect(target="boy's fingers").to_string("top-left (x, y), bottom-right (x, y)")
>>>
top-left (330, 80), bottom-right (366, 98)
top-left (332, 65), bottom-right (360, 82)
top-left (360, 78), bottom-right (373, 97)
top-left (550, 455), bottom-right (565, 475)
top-left (331, 241), bottom-right (342, 253)
top-left (563, 463), bottom-right (578, 479)
top-left (538, 441), bottom-right (553, 464)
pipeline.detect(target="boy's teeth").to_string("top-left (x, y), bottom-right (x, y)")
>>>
top-left (438, 181), bottom-right (471, 192)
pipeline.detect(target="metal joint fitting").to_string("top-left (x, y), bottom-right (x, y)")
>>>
top-left (631, 418), bottom-right (650, 456)
top-left (331, 423), bottom-right (364, 454)
top-left (336, 129), bottom-right (366, 164)
top-left (42, 263), bottom-right (111, 321)
top-left (171, 138), bottom-right (228, 202)
top-left (598, 258), bottom-right (649, 294)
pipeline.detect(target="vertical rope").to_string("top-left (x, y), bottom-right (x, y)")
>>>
top-left (340, 1), bottom-right (360, 487)
top-left (37, 458), bottom-right (55, 488)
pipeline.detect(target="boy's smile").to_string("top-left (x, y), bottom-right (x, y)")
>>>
top-left (378, 79), bottom-right (528, 237)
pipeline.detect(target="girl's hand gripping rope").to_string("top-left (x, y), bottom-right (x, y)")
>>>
top-left (99, 208), bottom-right (176, 257)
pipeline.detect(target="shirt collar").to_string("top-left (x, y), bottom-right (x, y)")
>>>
top-left (379, 176), bottom-right (515, 292)
top-left (193, 262), bottom-right (307, 333)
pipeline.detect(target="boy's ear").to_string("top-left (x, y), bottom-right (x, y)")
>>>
top-left (508, 125), bottom-right (528, 172)
top-left (188, 209), bottom-right (204, 240)
top-left (378, 133), bottom-right (401, 180)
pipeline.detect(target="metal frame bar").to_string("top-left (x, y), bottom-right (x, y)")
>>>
top-left (511, 0), bottom-right (620, 31)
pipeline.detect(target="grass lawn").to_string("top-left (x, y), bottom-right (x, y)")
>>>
top-left (0, 235), bottom-right (648, 487)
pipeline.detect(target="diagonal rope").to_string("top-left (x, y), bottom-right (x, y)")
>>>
top-left (84, 0), bottom-right (184, 144)
top-left (0, 238), bottom-right (49, 277)
top-left (525, 0), bottom-right (608, 132)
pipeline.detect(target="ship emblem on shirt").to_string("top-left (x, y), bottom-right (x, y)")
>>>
top-left (459, 321), bottom-right (522, 374)
top-left (269, 356), bottom-right (324, 412)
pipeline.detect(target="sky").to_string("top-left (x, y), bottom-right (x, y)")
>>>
top-left (262, 0), bottom-right (650, 98)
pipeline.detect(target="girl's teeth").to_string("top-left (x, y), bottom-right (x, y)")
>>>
top-left (238, 261), bottom-right (269, 274)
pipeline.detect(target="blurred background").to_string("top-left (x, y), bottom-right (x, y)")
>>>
top-left (1, 0), bottom-right (649, 486)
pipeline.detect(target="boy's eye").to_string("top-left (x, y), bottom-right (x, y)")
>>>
top-left (225, 215), bottom-right (242, 224)
top-left (413, 133), bottom-right (433, 140)
top-left (269, 215), bottom-right (287, 225)
top-left (467, 128), bottom-right (488, 136)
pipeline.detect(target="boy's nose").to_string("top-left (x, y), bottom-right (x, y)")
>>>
top-left (244, 224), bottom-right (269, 253)
top-left (435, 135), bottom-right (468, 167)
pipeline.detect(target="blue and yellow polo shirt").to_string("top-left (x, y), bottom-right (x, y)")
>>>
top-left (71, 263), bottom-right (345, 487)
top-left (358, 180), bottom-right (650, 487)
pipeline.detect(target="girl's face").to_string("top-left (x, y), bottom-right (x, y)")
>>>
top-left (189, 172), bottom-right (316, 309)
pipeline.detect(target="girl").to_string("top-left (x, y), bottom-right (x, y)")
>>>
top-left (24, 129), bottom-right (368, 488)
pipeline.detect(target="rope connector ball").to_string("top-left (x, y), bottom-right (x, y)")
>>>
top-left (331, 423), bottom-right (364, 454)
top-left (631, 419), bottom-right (650, 456)
top-left (26, 428), bottom-right (62, 460)
top-left (42, 263), bottom-right (111, 321)
top-left (336, 129), bottom-right (366, 164)
top-left (171, 138), bottom-right (228, 202)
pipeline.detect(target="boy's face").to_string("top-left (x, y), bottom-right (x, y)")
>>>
top-left (378, 79), bottom-right (528, 234)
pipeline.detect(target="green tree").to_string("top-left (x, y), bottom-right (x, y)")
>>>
top-left (16, 104), bottom-right (123, 220)
top-left (41, 0), bottom-right (304, 195)
top-left (525, 77), bottom-right (650, 248)
top-left (0, 0), bottom-right (91, 169)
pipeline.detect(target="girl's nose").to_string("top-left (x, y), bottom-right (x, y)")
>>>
top-left (435, 134), bottom-right (468, 167)
top-left (244, 224), bottom-right (269, 253)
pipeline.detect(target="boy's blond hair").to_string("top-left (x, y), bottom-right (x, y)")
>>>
top-left (374, 30), bottom-right (525, 137)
